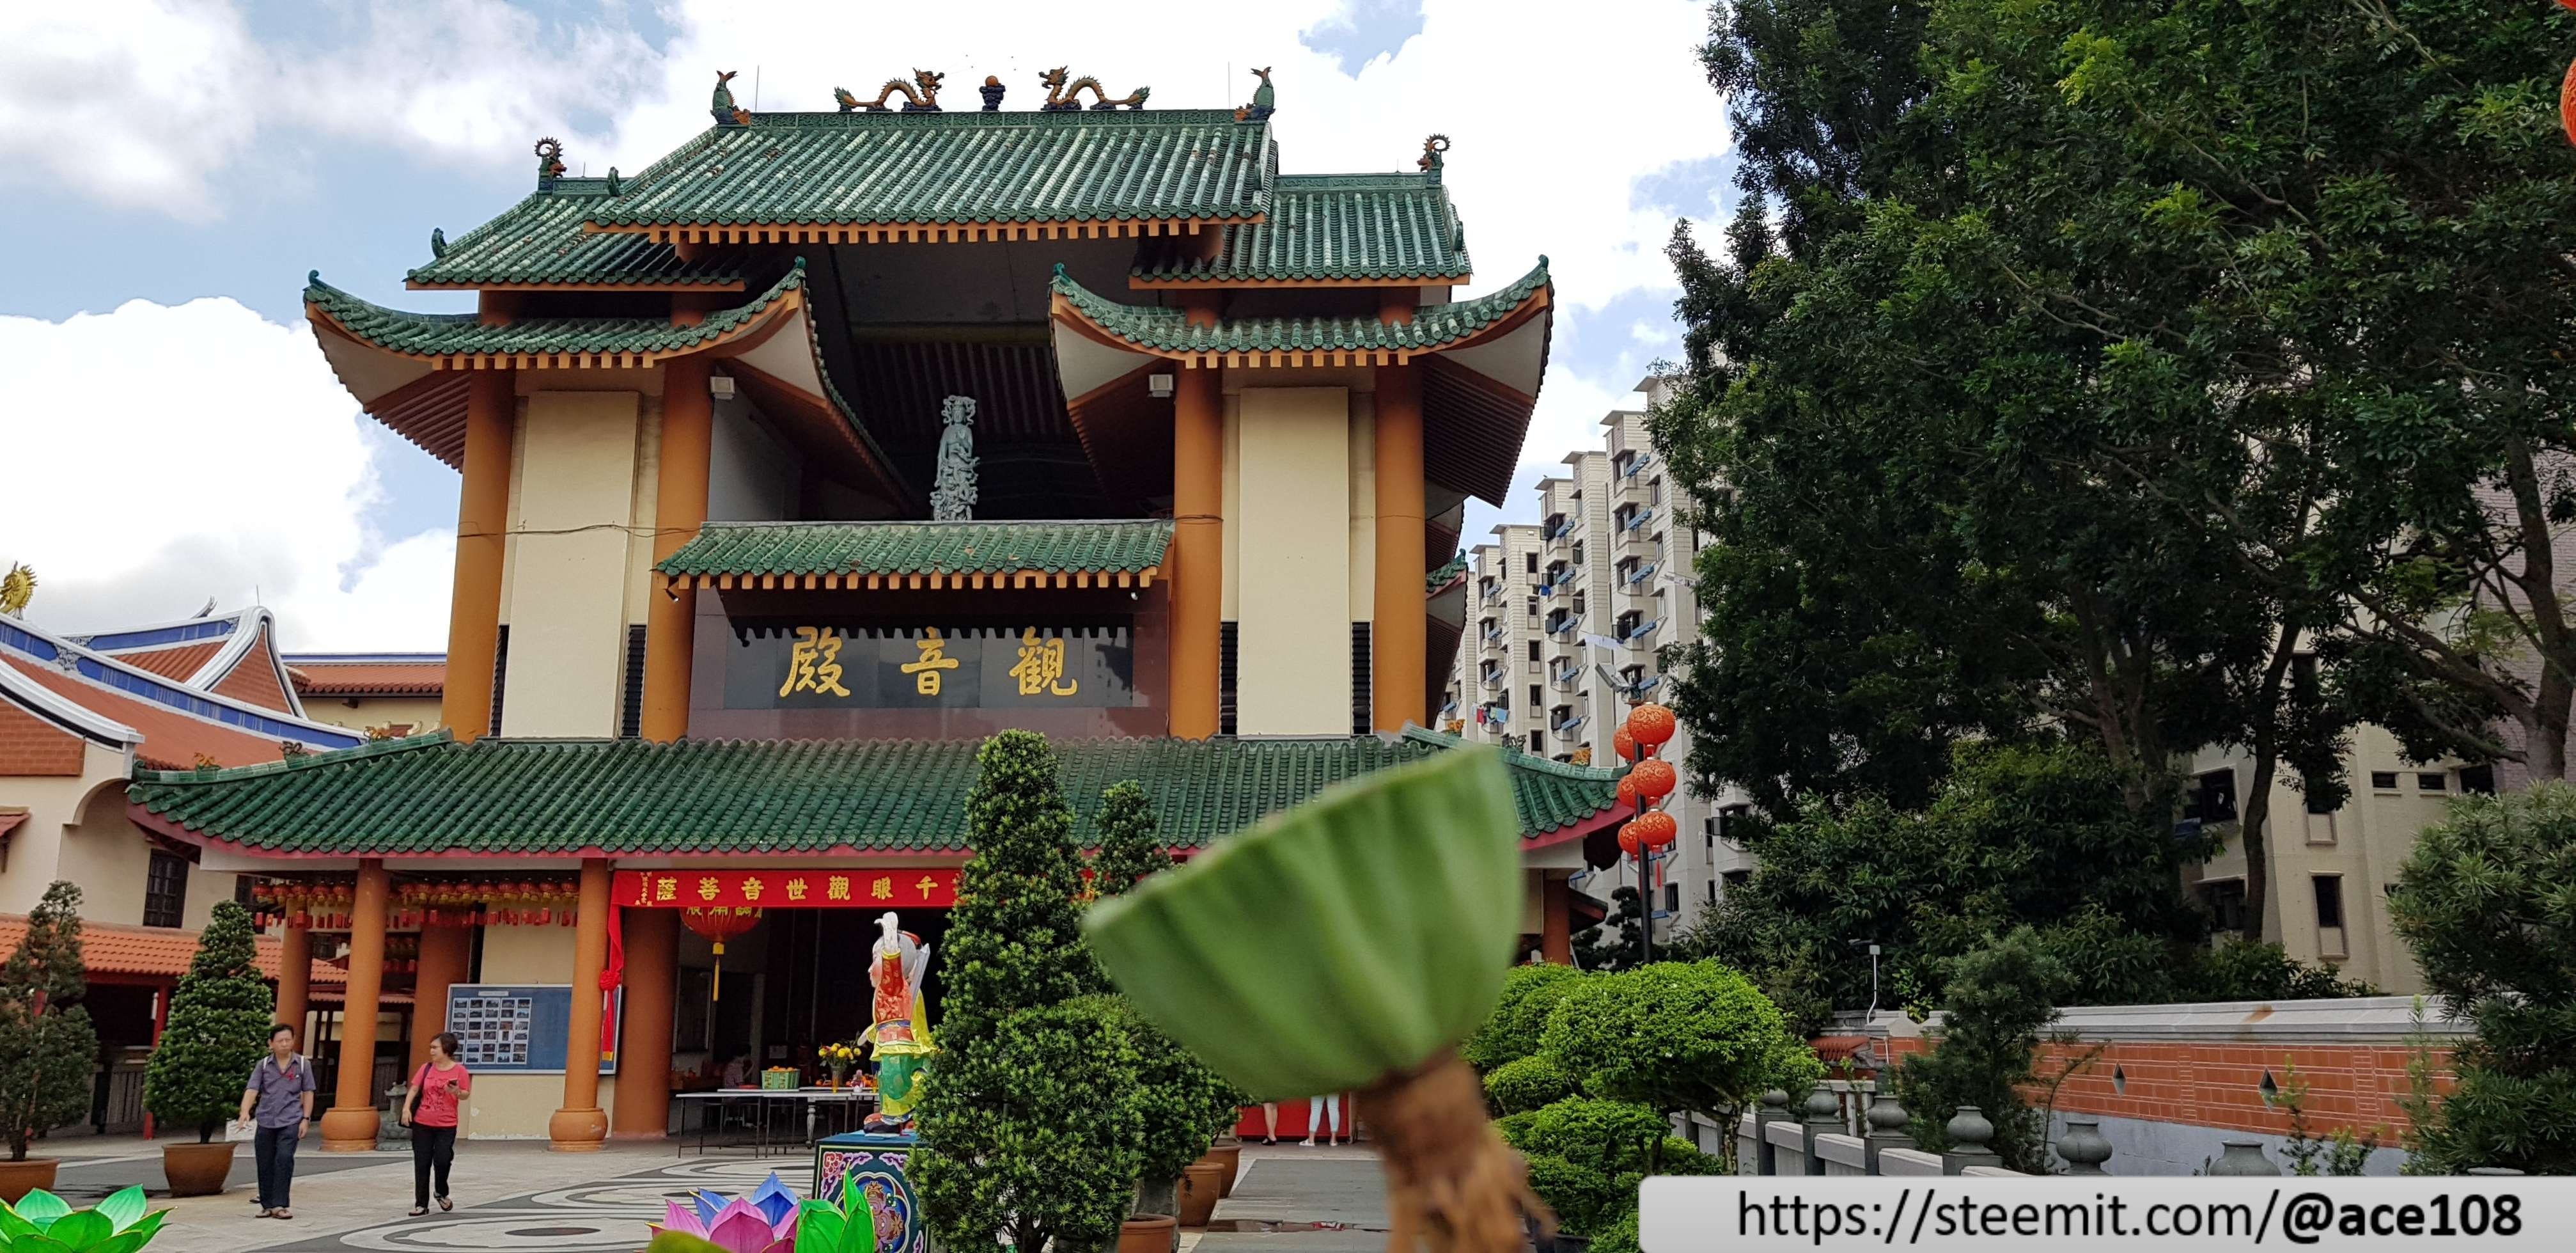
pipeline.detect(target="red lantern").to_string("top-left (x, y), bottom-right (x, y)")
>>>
top-left (683, 906), bottom-right (763, 1001)
top-left (1610, 727), bottom-right (1638, 764)
top-left (1629, 758), bottom-right (1678, 804)
top-left (1626, 703), bottom-right (1676, 751)
top-left (1631, 809), bottom-right (1679, 850)
top-left (1616, 775), bottom-right (1640, 810)
top-left (1617, 822), bottom-right (1643, 856)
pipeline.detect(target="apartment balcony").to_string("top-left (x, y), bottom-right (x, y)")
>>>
top-left (1551, 668), bottom-right (1581, 692)
top-left (1552, 714), bottom-right (1588, 741)
top-left (1479, 670), bottom-right (1504, 690)
top-left (1478, 581), bottom-right (1504, 606)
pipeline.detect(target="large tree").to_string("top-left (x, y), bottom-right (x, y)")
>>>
top-left (144, 900), bottom-right (274, 1142)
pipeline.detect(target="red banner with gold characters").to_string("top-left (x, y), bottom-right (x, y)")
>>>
top-left (614, 869), bottom-right (959, 911)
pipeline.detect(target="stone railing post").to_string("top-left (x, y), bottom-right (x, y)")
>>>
top-left (1800, 1084), bottom-right (1842, 1176)
top-left (1754, 1089), bottom-right (1793, 1175)
top-left (2208, 1139), bottom-right (2281, 1176)
top-left (2055, 1117), bottom-right (2113, 1175)
top-left (1863, 1089), bottom-right (1914, 1176)
top-left (1940, 1105), bottom-right (2001, 1176)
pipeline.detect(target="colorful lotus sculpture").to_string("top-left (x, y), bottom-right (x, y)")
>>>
top-left (0, 1186), bottom-right (169, 1252)
top-left (644, 1172), bottom-right (878, 1253)
top-left (1083, 748), bottom-right (1548, 1253)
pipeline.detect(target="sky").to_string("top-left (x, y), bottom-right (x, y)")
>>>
top-left (0, 0), bottom-right (1731, 650)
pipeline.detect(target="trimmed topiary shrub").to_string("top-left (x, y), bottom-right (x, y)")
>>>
top-left (144, 900), bottom-right (274, 1142)
top-left (1499, 1097), bottom-right (1721, 1238)
top-left (1892, 927), bottom-right (2065, 1172)
top-left (1483, 1052), bottom-right (1578, 1115)
top-left (1090, 781), bottom-right (1175, 898)
top-left (1, 881), bottom-right (100, 1163)
top-left (1462, 962), bottom-right (1582, 1073)
top-left (1542, 960), bottom-right (1818, 1131)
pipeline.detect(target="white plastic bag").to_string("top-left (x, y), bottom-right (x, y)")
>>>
top-left (224, 1118), bottom-right (256, 1143)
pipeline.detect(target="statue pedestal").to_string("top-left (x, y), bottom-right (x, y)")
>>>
top-left (814, 1130), bottom-right (926, 1253)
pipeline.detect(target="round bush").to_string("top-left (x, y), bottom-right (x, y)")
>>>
top-left (1484, 1052), bottom-right (1579, 1114)
top-left (1542, 960), bottom-right (1818, 1121)
top-left (1462, 963), bottom-right (1582, 1072)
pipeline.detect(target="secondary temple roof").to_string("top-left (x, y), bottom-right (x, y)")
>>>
top-left (1128, 173), bottom-right (1471, 287)
top-left (407, 180), bottom-right (747, 289)
top-left (127, 729), bottom-right (1621, 856)
top-left (308, 264), bottom-right (809, 368)
top-left (658, 519), bottom-right (1173, 585)
top-left (1052, 259), bottom-right (1548, 363)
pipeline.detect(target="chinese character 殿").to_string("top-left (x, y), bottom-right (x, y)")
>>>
top-left (1008, 628), bottom-right (1078, 697)
top-left (898, 629), bottom-right (961, 697)
top-left (827, 875), bottom-right (852, 901)
top-left (779, 626), bottom-right (853, 698)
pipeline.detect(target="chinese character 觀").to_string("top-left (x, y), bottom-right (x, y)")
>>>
top-left (1009, 627), bottom-right (1077, 697)
top-left (778, 626), bottom-right (852, 698)
top-left (827, 875), bottom-right (852, 901)
top-left (898, 629), bottom-right (961, 697)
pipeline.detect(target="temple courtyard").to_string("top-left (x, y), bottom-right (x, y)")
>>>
top-left (35, 1139), bottom-right (1387, 1253)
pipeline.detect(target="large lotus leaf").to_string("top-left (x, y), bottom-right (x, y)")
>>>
top-left (10, 1195), bottom-right (66, 1231)
top-left (37, 1214), bottom-right (105, 1252)
top-left (1083, 746), bottom-right (1522, 1099)
top-left (90, 1191), bottom-right (142, 1236)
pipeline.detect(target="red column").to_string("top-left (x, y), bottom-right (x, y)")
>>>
top-left (1542, 874), bottom-right (1573, 965)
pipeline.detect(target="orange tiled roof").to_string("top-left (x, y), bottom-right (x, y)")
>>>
top-left (0, 656), bottom-right (300, 770)
top-left (288, 661), bottom-right (445, 697)
top-left (109, 642), bottom-right (226, 683)
top-left (0, 913), bottom-right (331, 983)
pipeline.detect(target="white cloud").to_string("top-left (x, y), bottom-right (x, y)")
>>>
top-left (0, 298), bottom-right (452, 650)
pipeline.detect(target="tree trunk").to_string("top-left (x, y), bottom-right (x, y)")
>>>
top-left (1136, 1176), bottom-right (1178, 1220)
top-left (2240, 752), bottom-right (2275, 943)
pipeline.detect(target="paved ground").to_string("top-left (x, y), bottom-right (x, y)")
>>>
top-left (33, 1136), bottom-right (1388, 1253)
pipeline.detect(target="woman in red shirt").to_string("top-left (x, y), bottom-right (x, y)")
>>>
top-left (400, 1032), bottom-right (471, 1216)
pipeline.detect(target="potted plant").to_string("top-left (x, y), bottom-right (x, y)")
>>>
top-left (0, 882), bottom-right (101, 1202)
top-left (143, 900), bottom-right (275, 1196)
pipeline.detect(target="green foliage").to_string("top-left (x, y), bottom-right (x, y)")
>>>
top-left (915, 996), bottom-right (1143, 1253)
top-left (1089, 781), bottom-right (1174, 899)
top-left (793, 1179), bottom-right (878, 1253)
top-left (921, 732), bottom-right (1125, 1253)
top-left (1541, 960), bottom-right (1818, 1126)
top-left (1111, 998), bottom-right (1237, 1186)
top-left (0, 1185), bottom-right (168, 1253)
top-left (2190, 940), bottom-right (2377, 1004)
top-left (2388, 784), bottom-right (2576, 1174)
top-left (1590, 1208), bottom-right (1639, 1253)
top-left (0, 881), bottom-right (100, 1162)
top-left (1462, 963), bottom-right (1582, 1073)
top-left (143, 901), bottom-right (274, 1142)
top-left (1483, 1053), bottom-right (1578, 1115)
top-left (1497, 1098), bottom-right (1720, 1239)
top-left (1570, 888), bottom-right (1650, 973)
top-left (1892, 929), bottom-right (2063, 1173)
top-left (2268, 1060), bottom-right (2380, 1177)
top-left (1683, 743), bottom-right (2217, 1025)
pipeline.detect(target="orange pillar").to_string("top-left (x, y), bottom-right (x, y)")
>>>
top-left (1373, 363), bottom-right (1427, 731)
top-left (1542, 874), bottom-right (1573, 965)
top-left (320, 860), bottom-right (389, 1151)
top-left (274, 924), bottom-right (311, 1039)
top-left (442, 370), bottom-right (514, 740)
top-left (1377, 288), bottom-right (1418, 326)
top-left (642, 357), bottom-right (714, 743)
top-left (409, 923), bottom-right (472, 1070)
top-left (550, 858), bottom-right (614, 1151)
top-left (1170, 365), bottom-right (1224, 739)
top-left (610, 907), bottom-right (679, 1139)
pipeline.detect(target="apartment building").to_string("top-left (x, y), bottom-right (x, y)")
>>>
top-left (1445, 381), bottom-right (1756, 943)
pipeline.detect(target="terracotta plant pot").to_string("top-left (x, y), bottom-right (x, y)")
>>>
top-left (1178, 1162), bottom-right (1226, 1227)
top-left (1200, 1143), bottom-right (1242, 1197)
top-left (0, 1158), bottom-right (60, 1205)
top-left (1118, 1214), bottom-right (1178, 1253)
top-left (162, 1140), bottom-right (237, 1197)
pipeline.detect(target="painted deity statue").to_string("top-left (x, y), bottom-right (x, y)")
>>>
top-left (861, 911), bottom-right (936, 1131)
top-left (928, 395), bottom-right (978, 521)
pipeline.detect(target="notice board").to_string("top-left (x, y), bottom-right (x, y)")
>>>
top-left (441, 983), bottom-right (617, 1075)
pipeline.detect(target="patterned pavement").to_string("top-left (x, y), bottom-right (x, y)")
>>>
top-left (262, 1156), bottom-right (785, 1253)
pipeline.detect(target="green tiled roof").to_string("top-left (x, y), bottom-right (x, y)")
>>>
top-left (1132, 175), bottom-right (1471, 284)
top-left (407, 183), bottom-right (744, 288)
top-left (1055, 257), bottom-right (1549, 356)
top-left (308, 262), bottom-right (806, 359)
top-left (126, 729), bottom-right (1618, 856)
top-left (659, 520), bottom-right (1173, 579)
top-left (586, 110), bottom-right (1275, 231)
top-left (1426, 551), bottom-right (1469, 592)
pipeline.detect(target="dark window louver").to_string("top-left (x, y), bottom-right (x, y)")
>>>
top-left (1351, 622), bottom-right (1373, 736)
top-left (1219, 622), bottom-right (1240, 737)
top-left (488, 624), bottom-right (510, 736)
top-left (620, 624), bottom-right (649, 738)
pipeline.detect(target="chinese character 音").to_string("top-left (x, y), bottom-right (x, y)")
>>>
top-left (779, 626), bottom-right (852, 698)
top-left (1009, 628), bottom-right (1077, 697)
top-left (899, 629), bottom-right (961, 697)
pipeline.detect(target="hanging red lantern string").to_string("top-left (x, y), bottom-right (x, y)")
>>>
top-left (682, 906), bottom-right (762, 1001)
top-left (1628, 757), bottom-right (1677, 805)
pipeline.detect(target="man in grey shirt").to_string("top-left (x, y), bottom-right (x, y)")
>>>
top-left (237, 1023), bottom-right (315, 1220)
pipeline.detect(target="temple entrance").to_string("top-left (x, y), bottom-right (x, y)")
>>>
top-left (671, 906), bottom-right (952, 1089)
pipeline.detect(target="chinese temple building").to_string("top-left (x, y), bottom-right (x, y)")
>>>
top-left (114, 68), bottom-right (1622, 1149)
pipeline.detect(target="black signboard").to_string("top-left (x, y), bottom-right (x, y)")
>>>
top-left (723, 625), bottom-right (1136, 710)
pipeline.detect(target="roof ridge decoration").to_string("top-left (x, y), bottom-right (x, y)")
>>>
top-left (308, 258), bottom-right (809, 370)
top-left (838, 70), bottom-right (947, 113)
top-left (1236, 66), bottom-right (1275, 123)
top-left (1417, 134), bottom-right (1449, 186)
top-left (712, 70), bottom-right (750, 127)
top-left (534, 137), bottom-right (567, 189)
top-left (0, 613), bottom-right (364, 750)
top-left (1040, 67), bottom-right (1150, 111)
top-left (1052, 256), bottom-right (1551, 367)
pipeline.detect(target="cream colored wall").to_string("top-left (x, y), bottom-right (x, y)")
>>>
top-left (501, 390), bottom-right (643, 737)
top-left (0, 746), bottom-right (114, 917)
top-left (1, 750), bottom-right (240, 927)
top-left (1221, 395), bottom-right (1242, 621)
top-left (1347, 397), bottom-right (1377, 621)
top-left (457, 921), bottom-right (615, 1139)
top-left (1234, 386), bottom-right (1354, 735)
top-left (295, 695), bottom-right (444, 737)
